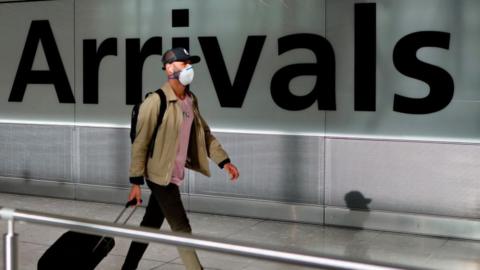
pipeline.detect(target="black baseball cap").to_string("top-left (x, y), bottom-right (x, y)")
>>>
top-left (161, 47), bottom-right (201, 68)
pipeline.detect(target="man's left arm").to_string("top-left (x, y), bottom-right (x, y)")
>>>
top-left (198, 113), bottom-right (240, 181)
top-left (191, 92), bottom-right (239, 180)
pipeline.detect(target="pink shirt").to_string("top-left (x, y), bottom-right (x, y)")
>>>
top-left (170, 95), bottom-right (194, 186)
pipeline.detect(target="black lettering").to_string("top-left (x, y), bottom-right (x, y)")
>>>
top-left (172, 9), bottom-right (189, 28)
top-left (9, 20), bottom-right (74, 103)
top-left (355, 3), bottom-right (376, 111)
top-left (271, 34), bottom-right (335, 111)
top-left (198, 36), bottom-right (266, 107)
top-left (393, 31), bottom-right (454, 114)
top-left (172, 37), bottom-right (189, 51)
top-left (125, 37), bottom-right (162, 105)
top-left (83, 38), bottom-right (117, 104)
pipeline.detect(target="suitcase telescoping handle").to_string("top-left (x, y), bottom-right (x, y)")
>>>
top-left (113, 198), bottom-right (139, 224)
top-left (125, 198), bottom-right (139, 208)
top-left (92, 199), bottom-right (139, 252)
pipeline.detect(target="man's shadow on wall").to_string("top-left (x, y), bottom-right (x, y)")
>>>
top-left (345, 190), bottom-right (371, 211)
top-left (343, 190), bottom-right (372, 261)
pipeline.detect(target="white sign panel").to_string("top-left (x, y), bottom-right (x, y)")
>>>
top-left (1, 0), bottom-right (480, 141)
top-left (0, 0), bottom-right (74, 124)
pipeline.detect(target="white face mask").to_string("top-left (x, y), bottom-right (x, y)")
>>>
top-left (170, 64), bottom-right (194, 86)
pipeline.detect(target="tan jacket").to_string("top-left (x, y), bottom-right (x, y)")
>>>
top-left (129, 82), bottom-right (230, 186)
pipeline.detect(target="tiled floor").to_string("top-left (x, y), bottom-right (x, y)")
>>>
top-left (0, 193), bottom-right (479, 270)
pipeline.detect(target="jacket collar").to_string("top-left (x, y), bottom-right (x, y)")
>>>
top-left (161, 82), bottom-right (194, 103)
top-left (161, 82), bottom-right (178, 102)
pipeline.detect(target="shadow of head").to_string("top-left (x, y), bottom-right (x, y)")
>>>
top-left (345, 191), bottom-right (372, 211)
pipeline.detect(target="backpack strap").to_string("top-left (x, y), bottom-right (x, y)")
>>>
top-left (147, 88), bottom-right (167, 158)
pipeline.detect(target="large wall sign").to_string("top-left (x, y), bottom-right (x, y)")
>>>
top-left (0, 0), bottom-right (479, 141)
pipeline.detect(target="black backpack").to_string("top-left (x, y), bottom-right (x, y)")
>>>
top-left (130, 88), bottom-right (167, 157)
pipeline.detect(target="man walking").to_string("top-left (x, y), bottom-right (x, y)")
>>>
top-left (122, 47), bottom-right (240, 270)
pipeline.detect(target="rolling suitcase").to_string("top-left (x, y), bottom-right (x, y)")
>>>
top-left (37, 199), bottom-right (138, 270)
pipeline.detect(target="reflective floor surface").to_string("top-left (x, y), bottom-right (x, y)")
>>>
top-left (0, 193), bottom-right (479, 270)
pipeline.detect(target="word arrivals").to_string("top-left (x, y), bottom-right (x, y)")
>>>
top-left (8, 3), bottom-right (453, 114)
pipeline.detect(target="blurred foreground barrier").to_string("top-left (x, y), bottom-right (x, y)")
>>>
top-left (0, 206), bottom-right (427, 270)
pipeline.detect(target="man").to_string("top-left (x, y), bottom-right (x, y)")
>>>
top-left (122, 47), bottom-right (240, 270)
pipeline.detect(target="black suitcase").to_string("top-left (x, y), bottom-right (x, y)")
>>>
top-left (38, 199), bottom-right (138, 270)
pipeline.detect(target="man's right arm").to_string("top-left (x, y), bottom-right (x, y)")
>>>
top-left (129, 94), bottom-right (160, 185)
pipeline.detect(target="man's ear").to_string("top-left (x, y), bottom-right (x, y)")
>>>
top-left (165, 63), bottom-right (173, 75)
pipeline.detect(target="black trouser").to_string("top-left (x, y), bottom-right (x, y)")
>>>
top-left (122, 181), bottom-right (202, 270)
